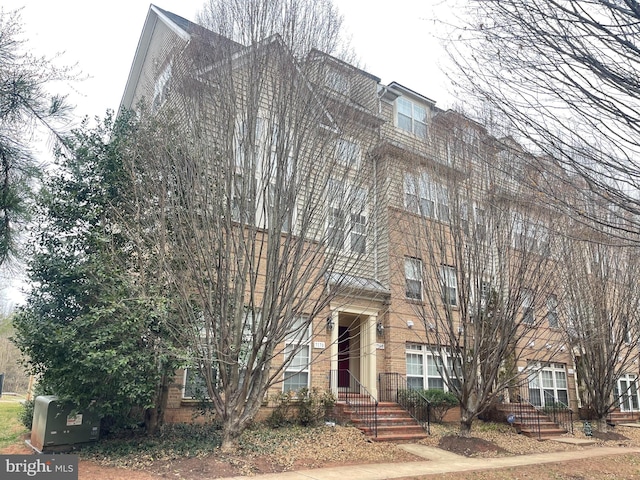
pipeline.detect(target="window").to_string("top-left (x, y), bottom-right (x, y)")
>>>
top-left (405, 257), bottom-right (423, 301)
top-left (460, 203), bottom-right (470, 235)
top-left (547, 295), bottom-right (558, 328)
top-left (436, 185), bottom-right (450, 222)
top-left (441, 266), bottom-right (457, 307)
top-left (152, 63), bottom-right (172, 111)
top-left (183, 363), bottom-right (217, 399)
top-left (616, 374), bottom-right (640, 412)
top-left (231, 174), bottom-right (253, 223)
top-left (404, 173), bottom-right (434, 217)
top-left (397, 97), bottom-right (428, 138)
top-left (283, 317), bottom-right (311, 392)
top-left (405, 344), bottom-right (459, 392)
top-left (404, 173), bottom-right (448, 222)
top-left (406, 345), bottom-right (424, 389)
top-left (268, 184), bottom-right (292, 233)
top-left (622, 317), bottom-right (633, 344)
top-left (327, 179), bottom-right (345, 249)
top-left (337, 138), bottom-right (360, 168)
top-left (527, 362), bottom-right (568, 407)
top-left (350, 187), bottom-right (367, 254)
top-left (326, 69), bottom-right (350, 95)
top-left (513, 213), bottom-right (538, 251)
top-left (351, 213), bottom-right (366, 253)
top-left (327, 181), bottom-right (367, 252)
top-left (522, 290), bottom-right (534, 325)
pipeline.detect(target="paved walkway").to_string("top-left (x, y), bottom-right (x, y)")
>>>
top-left (220, 444), bottom-right (640, 480)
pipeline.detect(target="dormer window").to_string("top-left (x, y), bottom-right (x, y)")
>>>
top-left (397, 97), bottom-right (427, 138)
top-left (326, 69), bottom-right (350, 95)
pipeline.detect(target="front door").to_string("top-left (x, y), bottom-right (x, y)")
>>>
top-left (617, 374), bottom-right (640, 412)
top-left (338, 326), bottom-right (350, 388)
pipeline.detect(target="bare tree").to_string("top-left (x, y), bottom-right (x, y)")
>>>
top-left (397, 111), bottom-right (563, 435)
top-left (447, 0), bottom-right (640, 237)
top-left (558, 219), bottom-right (640, 432)
top-left (122, 0), bottom-right (380, 447)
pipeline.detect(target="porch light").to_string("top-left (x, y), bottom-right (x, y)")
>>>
top-left (326, 316), bottom-right (335, 331)
top-left (407, 320), bottom-right (414, 329)
top-left (376, 322), bottom-right (384, 336)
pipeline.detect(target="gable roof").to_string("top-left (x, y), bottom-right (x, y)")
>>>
top-left (120, 5), bottom-right (189, 111)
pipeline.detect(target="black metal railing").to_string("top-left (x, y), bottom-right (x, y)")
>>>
top-left (378, 372), bottom-right (431, 435)
top-left (330, 370), bottom-right (378, 437)
top-left (505, 382), bottom-right (573, 438)
top-left (542, 391), bottom-right (574, 434)
top-left (510, 395), bottom-right (543, 439)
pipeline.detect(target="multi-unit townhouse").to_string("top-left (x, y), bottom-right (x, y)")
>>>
top-left (120, 5), bottom-right (639, 436)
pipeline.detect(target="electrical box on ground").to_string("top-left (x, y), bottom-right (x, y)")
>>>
top-left (29, 395), bottom-right (100, 452)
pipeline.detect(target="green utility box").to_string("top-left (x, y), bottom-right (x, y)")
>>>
top-left (30, 395), bottom-right (100, 452)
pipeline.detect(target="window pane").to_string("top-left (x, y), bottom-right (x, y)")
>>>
top-left (285, 344), bottom-right (309, 369)
top-left (414, 121), bottom-right (427, 138)
top-left (557, 390), bottom-right (569, 406)
top-left (397, 97), bottom-right (412, 116)
top-left (413, 104), bottom-right (427, 123)
top-left (419, 198), bottom-right (434, 217)
top-left (542, 370), bottom-right (554, 388)
top-left (283, 372), bottom-right (309, 392)
top-left (427, 378), bottom-right (444, 390)
top-left (398, 113), bottom-right (412, 132)
top-left (406, 353), bottom-right (424, 376)
top-left (407, 377), bottom-right (424, 389)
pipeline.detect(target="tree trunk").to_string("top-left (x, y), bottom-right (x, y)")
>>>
top-left (459, 405), bottom-right (474, 437)
top-left (596, 416), bottom-right (609, 434)
top-left (220, 415), bottom-right (244, 451)
top-left (145, 373), bottom-right (170, 435)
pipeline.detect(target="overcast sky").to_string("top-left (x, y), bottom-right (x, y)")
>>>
top-left (0, 0), bottom-right (456, 307)
top-left (3, 0), bottom-right (455, 121)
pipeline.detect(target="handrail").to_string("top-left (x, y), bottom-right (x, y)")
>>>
top-left (330, 370), bottom-right (378, 437)
top-left (378, 372), bottom-right (431, 435)
top-left (510, 394), bottom-right (543, 440)
top-left (507, 381), bottom-right (573, 437)
top-left (542, 391), bottom-right (574, 434)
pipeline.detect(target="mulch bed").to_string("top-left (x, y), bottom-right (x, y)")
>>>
top-left (438, 434), bottom-right (508, 457)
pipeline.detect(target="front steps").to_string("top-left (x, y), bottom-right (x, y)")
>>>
top-left (608, 409), bottom-right (640, 425)
top-left (335, 400), bottom-right (429, 442)
top-left (495, 403), bottom-right (568, 439)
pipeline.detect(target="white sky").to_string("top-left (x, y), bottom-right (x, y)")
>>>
top-left (3, 0), bottom-right (455, 121)
top-left (0, 0), bottom-right (456, 307)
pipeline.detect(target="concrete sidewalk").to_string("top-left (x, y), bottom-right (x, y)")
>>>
top-left (220, 444), bottom-right (640, 480)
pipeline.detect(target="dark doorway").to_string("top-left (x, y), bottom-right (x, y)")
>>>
top-left (338, 326), bottom-right (350, 388)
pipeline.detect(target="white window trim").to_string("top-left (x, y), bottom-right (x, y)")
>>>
top-left (327, 181), bottom-right (368, 253)
top-left (405, 257), bottom-right (423, 301)
top-left (441, 265), bottom-right (458, 307)
top-left (396, 96), bottom-right (428, 138)
top-left (283, 318), bottom-right (311, 392)
top-left (404, 173), bottom-right (449, 222)
top-left (406, 344), bottom-right (460, 392)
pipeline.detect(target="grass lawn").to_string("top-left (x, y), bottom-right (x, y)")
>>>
top-left (0, 397), bottom-right (28, 449)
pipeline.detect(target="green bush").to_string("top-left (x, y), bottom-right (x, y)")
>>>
top-left (19, 398), bottom-right (35, 430)
top-left (266, 390), bottom-right (296, 428)
top-left (398, 388), bottom-right (459, 423)
top-left (297, 388), bottom-right (336, 426)
top-left (266, 388), bottom-right (336, 428)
